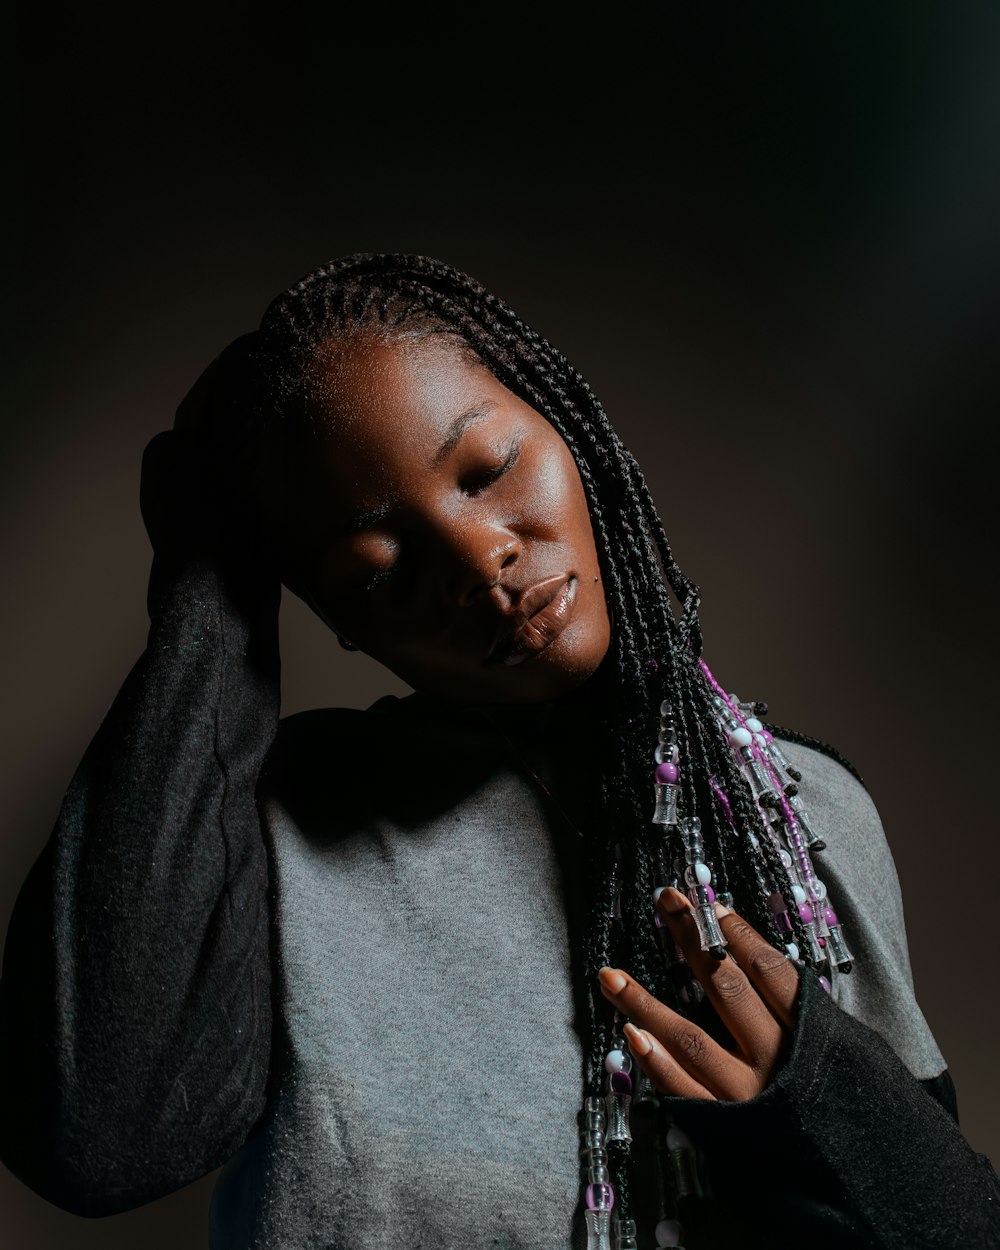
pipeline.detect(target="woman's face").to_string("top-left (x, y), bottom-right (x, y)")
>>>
top-left (274, 333), bottom-right (613, 704)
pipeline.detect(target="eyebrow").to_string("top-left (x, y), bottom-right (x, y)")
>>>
top-left (341, 400), bottom-right (497, 535)
top-left (429, 400), bottom-right (496, 469)
top-left (343, 499), bottom-right (392, 536)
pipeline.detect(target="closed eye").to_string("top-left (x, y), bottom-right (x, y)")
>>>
top-left (355, 436), bottom-right (523, 591)
top-left (463, 438), bottom-right (522, 497)
top-left (357, 566), bottom-right (394, 592)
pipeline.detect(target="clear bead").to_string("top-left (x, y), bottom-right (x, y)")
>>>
top-left (604, 1091), bottom-right (633, 1144)
top-left (652, 782), bottom-right (679, 826)
top-left (692, 902), bottom-right (726, 955)
top-left (744, 757), bottom-right (772, 797)
top-left (826, 923), bottom-right (854, 972)
top-left (788, 792), bottom-right (820, 841)
top-left (802, 927), bottom-right (826, 966)
top-left (584, 1208), bottom-right (613, 1250)
top-left (654, 741), bottom-right (679, 765)
top-left (614, 1216), bottom-right (639, 1250)
top-left (667, 1132), bottom-right (702, 1201)
top-left (767, 738), bottom-right (793, 773)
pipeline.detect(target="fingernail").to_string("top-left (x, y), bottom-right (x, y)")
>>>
top-left (598, 967), bottom-right (627, 994)
top-left (658, 887), bottom-right (693, 915)
top-left (623, 1022), bottom-right (652, 1055)
top-left (714, 901), bottom-right (732, 917)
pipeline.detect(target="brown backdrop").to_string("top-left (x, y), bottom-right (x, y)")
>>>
top-left (4, 3), bottom-right (998, 1244)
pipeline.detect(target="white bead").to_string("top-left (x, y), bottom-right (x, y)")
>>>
top-left (791, 884), bottom-right (807, 905)
top-left (730, 727), bottom-right (753, 748)
top-left (745, 717), bottom-right (763, 733)
top-left (666, 1125), bottom-right (693, 1152)
top-left (652, 886), bottom-right (666, 906)
top-left (785, 942), bottom-right (800, 961)
top-left (694, 862), bottom-right (712, 885)
top-left (779, 849), bottom-right (793, 868)
top-left (754, 732), bottom-right (768, 748)
top-left (807, 878), bottom-right (828, 900)
top-left (655, 1218), bottom-right (683, 1248)
top-left (604, 1049), bottom-right (627, 1073)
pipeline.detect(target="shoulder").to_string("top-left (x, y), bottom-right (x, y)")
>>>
top-left (773, 732), bottom-right (947, 1080)
top-left (775, 734), bottom-right (886, 864)
top-left (775, 732), bottom-right (872, 811)
top-left (772, 734), bottom-right (905, 913)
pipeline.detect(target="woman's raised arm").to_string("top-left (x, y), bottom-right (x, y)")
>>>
top-left (0, 422), bottom-right (282, 1217)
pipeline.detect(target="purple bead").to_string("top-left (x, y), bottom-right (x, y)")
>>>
top-left (797, 903), bottom-right (813, 925)
top-left (818, 936), bottom-right (826, 947)
top-left (774, 910), bottom-right (793, 934)
top-left (823, 907), bottom-right (839, 927)
top-left (655, 761), bottom-right (679, 784)
top-left (585, 1182), bottom-right (615, 1211)
top-left (653, 910), bottom-right (664, 929)
top-left (610, 1070), bottom-right (633, 1094)
top-left (819, 976), bottom-right (832, 994)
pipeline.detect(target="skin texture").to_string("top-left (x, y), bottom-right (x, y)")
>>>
top-left (271, 333), bottom-right (614, 705)
top-left (598, 888), bottom-right (801, 1100)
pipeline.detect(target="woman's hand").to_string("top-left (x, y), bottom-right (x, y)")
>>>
top-left (141, 335), bottom-right (276, 569)
top-left (598, 887), bottom-right (802, 1101)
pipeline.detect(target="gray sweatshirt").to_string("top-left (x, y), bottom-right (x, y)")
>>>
top-left (205, 686), bottom-right (947, 1250)
top-left (2, 554), bottom-right (996, 1250)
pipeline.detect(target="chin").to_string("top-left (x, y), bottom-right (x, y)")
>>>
top-left (410, 642), bottom-right (612, 707)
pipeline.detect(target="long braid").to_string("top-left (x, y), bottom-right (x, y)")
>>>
top-left (242, 253), bottom-right (865, 1241)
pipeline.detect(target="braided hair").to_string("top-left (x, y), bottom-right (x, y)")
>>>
top-left (235, 252), bottom-right (865, 1232)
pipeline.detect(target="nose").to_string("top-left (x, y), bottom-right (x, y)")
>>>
top-left (444, 518), bottom-right (522, 609)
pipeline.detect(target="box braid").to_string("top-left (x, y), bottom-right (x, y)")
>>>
top-left (232, 252), bottom-right (866, 1232)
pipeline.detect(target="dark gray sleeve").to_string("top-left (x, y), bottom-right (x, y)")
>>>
top-left (663, 969), bottom-right (1000, 1249)
top-left (0, 551), bottom-right (280, 1216)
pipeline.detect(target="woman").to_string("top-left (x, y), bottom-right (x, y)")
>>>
top-left (1, 253), bottom-right (997, 1249)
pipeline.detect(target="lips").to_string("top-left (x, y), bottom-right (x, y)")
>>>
top-left (485, 575), bottom-right (578, 666)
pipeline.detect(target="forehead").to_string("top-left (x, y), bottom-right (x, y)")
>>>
top-left (302, 333), bottom-right (490, 453)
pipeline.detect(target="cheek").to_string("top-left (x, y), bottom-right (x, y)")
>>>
top-left (524, 436), bottom-right (592, 537)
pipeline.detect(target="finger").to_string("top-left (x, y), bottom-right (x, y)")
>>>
top-left (597, 966), bottom-right (737, 1099)
top-left (622, 1022), bottom-right (716, 1100)
top-left (656, 889), bottom-right (787, 1068)
top-left (715, 906), bottom-right (801, 1030)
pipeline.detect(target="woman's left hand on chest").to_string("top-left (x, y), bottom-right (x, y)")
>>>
top-left (598, 888), bottom-right (802, 1101)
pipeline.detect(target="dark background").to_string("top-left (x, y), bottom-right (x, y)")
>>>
top-left (4, 3), bottom-right (998, 1244)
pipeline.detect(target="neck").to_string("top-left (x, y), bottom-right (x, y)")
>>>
top-left (402, 651), bottom-right (617, 741)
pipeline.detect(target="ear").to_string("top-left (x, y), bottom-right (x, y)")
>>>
top-left (284, 573), bottom-right (359, 652)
